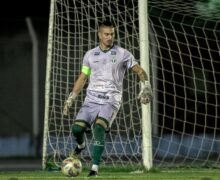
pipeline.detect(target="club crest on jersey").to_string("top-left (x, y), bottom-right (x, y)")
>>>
top-left (111, 58), bottom-right (116, 63)
top-left (94, 52), bottom-right (100, 56)
top-left (111, 51), bottom-right (116, 55)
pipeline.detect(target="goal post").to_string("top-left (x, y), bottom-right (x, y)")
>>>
top-left (138, 0), bottom-right (153, 170)
top-left (42, 0), bottom-right (55, 170)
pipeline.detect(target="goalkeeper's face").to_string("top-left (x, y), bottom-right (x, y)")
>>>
top-left (98, 26), bottom-right (115, 49)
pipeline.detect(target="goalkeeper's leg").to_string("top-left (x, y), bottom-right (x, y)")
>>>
top-left (72, 121), bottom-right (88, 155)
top-left (89, 118), bottom-right (109, 176)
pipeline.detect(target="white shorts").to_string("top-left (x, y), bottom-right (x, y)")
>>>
top-left (75, 101), bottom-right (120, 128)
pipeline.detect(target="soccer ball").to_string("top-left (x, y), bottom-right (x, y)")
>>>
top-left (61, 157), bottom-right (82, 177)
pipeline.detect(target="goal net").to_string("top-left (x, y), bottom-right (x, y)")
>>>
top-left (150, 0), bottom-right (220, 167)
top-left (43, 0), bottom-right (220, 169)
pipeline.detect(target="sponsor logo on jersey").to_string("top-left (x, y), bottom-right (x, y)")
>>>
top-left (97, 94), bottom-right (109, 100)
top-left (111, 51), bottom-right (116, 55)
top-left (94, 52), bottom-right (100, 56)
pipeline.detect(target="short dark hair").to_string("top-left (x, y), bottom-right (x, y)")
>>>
top-left (99, 20), bottom-right (114, 29)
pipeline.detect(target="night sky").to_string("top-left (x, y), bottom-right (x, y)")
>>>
top-left (0, 0), bottom-right (50, 18)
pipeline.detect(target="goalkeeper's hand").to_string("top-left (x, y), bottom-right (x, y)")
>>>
top-left (63, 92), bottom-right (77, 116)
top-left (138, 81), bottom-right (153, 104)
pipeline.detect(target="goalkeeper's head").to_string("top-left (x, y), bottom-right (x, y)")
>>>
top-left (98, 20), bottom-right (115, 50)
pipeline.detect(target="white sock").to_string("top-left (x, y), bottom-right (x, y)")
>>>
top-left (78, 142), bottom-right (85, 149)
top-left (91, 164), bottom-right (98, 172)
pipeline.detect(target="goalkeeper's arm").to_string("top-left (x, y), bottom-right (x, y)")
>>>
top-left (131, 64), bottom-right (153, 104)
top-left (63, 73), bottom-right (88, 115)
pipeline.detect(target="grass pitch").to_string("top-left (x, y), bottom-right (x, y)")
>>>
top-left (0, 168), bottom-right (220, 180)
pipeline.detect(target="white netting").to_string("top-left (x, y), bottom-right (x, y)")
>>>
top-left (43, 0), bottom-right (220, 169)
top-left (149, 0), bottom-right (220, 167)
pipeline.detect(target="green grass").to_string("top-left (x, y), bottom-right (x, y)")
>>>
top-left (0, 168), bottom-right (220, 180)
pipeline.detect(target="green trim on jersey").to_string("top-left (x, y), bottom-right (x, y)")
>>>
top-left (99, 44), bottom-right (114, 53)
top-left (81, 65), bottom-right (91, 76)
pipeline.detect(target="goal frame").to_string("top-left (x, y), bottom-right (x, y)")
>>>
top-left (42, 0), bottom-right (152, 170)
top-left (42, 0), bottom-right (55, 170)
top-left (138, 0), bottom-right (152, 170)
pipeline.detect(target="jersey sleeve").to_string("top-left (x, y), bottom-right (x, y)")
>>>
top-left (123, 49), bottom-right (138, 69)
top-left (81, 51), bottom-right (91, 76)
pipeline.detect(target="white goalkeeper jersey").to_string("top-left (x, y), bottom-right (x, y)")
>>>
top-left (82, 45), bottom-right (138, 105)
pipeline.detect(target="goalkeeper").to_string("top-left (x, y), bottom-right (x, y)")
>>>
top-left (63, 20), bottom-right (153, 177)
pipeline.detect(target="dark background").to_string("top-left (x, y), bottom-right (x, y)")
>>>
top-left (0, 0), bottom-right (51, 165)
top-left (0, 1), bottom-right (50, 18)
